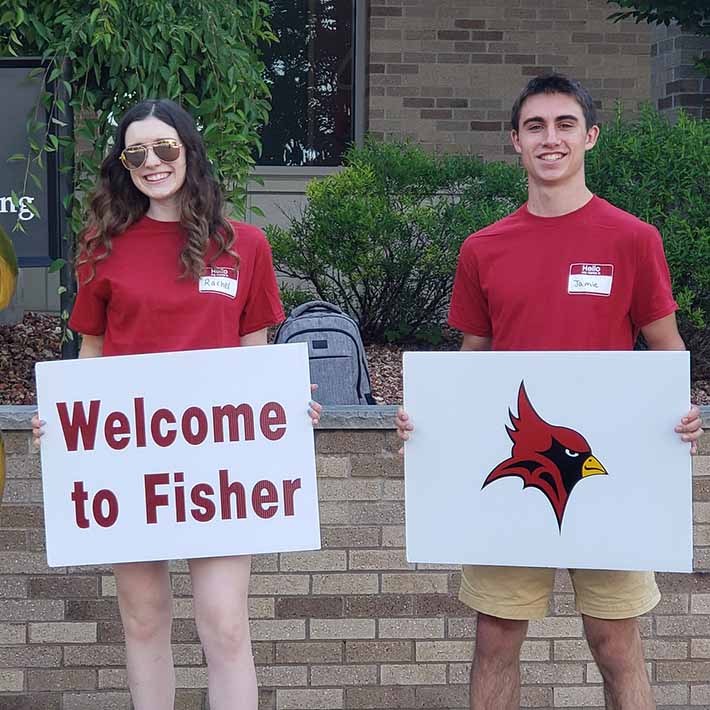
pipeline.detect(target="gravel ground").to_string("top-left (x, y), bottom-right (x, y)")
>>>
top-left (1, 312), bottom-right (708, 407)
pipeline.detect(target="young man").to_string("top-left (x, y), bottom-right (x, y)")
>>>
top-left (396, 74), bottom-right (703, 710)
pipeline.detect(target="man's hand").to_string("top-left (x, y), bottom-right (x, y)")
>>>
top-left (675, 405), bottom-right (703, 455)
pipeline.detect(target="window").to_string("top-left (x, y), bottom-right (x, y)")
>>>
top-left (259, 0), bottom-right (356, 167)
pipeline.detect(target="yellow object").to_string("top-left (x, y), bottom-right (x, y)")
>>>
top-left (0, 225), bottom-right (19, 310)
top-left (0, 432), bottom-right (6, 503)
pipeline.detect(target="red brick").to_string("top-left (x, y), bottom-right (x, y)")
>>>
top-left (469, 31), bottom-right (504, 41)
top-left (505, 54), bottom-right (536, 64)
top-left (345, 640), bottom-right (414, 663)
top-left (371, 6), bottom-right (402, 17)
top-left (0, 531), bottom-right (26, 551)
top-left (452, 42), bottom-right (488, 53)
top-left (275, 641), bottom-right (342, 664)
top-left (176, 690), bottom-right (206, 710)
top-left (275, 596), bottom-right (343, 619)
top-left (589, 44), bottom-right (621, 55)
top-left (345, 686), bottom-right (415, 708)
top-left (437, 53), bottom-right (473, 64)
top-left (436, 98), bottom-right (468, 108)
top-left (27, 669), bottom-right (96, 691)
top-left (402, 98), bottom-right (436, 108)
top-left (471, 121), bottom-right (503, 131)
top-left (415, 686), bottom-right (469, 708)
top-left (29, 576), bottom-right (98, 599)
top-left (657, 572), bottom-right (710, 593)
top-left (414, 594), bottom-right (474, 617)
top-left (438, 31), bottom-right (469, 40)
top-left (421, 110), bottom-right (452, 120)
top-left (0, 505), bottom-right (44, 529)
top-left (0, 695), bottom-right (61, 710)
top-left (468, 54), bottom-right (503, 64)
top-left (344, 595), bottom-right (414, 617)
top-left (454, 20), bottom-right (486, 29)
top-left (66, 600), bottom-right (119, 621)
top-left (321, 526), bottom-right (380, 548)
top-left (522, 65), bottom-right (553, 76)
top-left (387, 64), bottom-right (419, 74)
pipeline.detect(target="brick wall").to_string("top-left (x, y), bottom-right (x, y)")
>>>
top-left (650, 23), bottom-right (710, 120)
top-left (367, 0), bottom-right (653, 160)
top-left (1, 409), bottom-right (709, 709)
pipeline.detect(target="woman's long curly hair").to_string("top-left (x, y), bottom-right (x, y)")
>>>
top-left (77, 99), bottom-right (238, 282)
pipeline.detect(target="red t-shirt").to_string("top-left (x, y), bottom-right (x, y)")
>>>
top-left (448, 196), bottom-right (677, 350)
top-left (69, 217), bottom-right (285, 356)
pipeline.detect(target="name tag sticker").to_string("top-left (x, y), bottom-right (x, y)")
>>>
top-left (568, 263), bottom-right (614, 297)
top-left (199, 267), bottom-right (238, 299)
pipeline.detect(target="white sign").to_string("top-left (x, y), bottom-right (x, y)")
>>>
top-left (404, 351), bottom-right (692, 573)
top-left (35, 343), bottom-right (321, 567)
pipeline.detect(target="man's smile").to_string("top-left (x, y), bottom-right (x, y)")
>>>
top-left (538, 152), bottom-right (567, 162)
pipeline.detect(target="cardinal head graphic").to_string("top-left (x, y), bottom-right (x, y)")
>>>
top-left (482, 381), bottom-right (608, 530)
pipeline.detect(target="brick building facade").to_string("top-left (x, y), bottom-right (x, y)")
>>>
top-left (367, 0), bottom-right (655, 160)
top-left (16, 0), bottom-right (709, 312)
top-left (0, 409), bottom-right (709, 709)
top-left (651, 23), bottom-right (710, 120)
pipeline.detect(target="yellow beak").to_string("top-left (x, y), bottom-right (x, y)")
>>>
top-left (582, 454), bottom-right (607, 477)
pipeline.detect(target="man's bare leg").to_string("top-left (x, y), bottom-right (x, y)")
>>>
top-left (470, 613), bottom-right (528, 710)
top-left (584, 615), bottom-right (655, 710)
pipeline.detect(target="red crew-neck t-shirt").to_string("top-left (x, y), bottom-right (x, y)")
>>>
top-left (69, 217), bottom-right (285, 356)
top-left (448, 196), bottom-right (677, 351)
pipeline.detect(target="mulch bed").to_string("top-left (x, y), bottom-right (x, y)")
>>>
top-left (1, 312), bottom-right (709, 406)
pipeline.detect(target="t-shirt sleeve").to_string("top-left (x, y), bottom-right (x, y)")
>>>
top-left (447, 239), bottom-right (492, 337)
top-left (68, 261), bottom-right (109, 336)
top-left (239, 230), bottom-right (286, 337)
top-left (629, 226), bottom-right (678, 329)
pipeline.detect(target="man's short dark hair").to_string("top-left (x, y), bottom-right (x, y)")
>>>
top-left (510, 74), bottom-right (597, 131)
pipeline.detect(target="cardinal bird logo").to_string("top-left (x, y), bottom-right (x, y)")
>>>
top-left (482, 381), bottom-right (608, 530)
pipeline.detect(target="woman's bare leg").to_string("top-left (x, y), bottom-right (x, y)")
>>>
top-left (113, 561), bottom-right (174, 710)
top-left (189, 555), bottom-right (257, 710)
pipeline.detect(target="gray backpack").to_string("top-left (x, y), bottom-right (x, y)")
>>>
top-left (275, 301), bottom-right (376, 405)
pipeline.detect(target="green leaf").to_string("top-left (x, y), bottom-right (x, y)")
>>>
top-left (49, 258), bottom-right (66, 274)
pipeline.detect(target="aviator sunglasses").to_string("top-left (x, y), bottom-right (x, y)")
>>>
top-left (119, 138), bottom-right (183, 170)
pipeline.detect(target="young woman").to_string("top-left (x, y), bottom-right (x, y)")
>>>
top-left (33, 99), bottom-right (320, 710)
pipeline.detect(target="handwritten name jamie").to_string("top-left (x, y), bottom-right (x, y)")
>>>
top-left (572, 279), bottom-right (600, 289)
top-left (56, 397), bottom-right (287, 452)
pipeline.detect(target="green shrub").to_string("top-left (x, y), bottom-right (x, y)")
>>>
top-left (587, 106), bottom-right (710, 374)
top-left (269, 110), bottom-right (709, 375)
top-left (267, 140), bottom-right (525, 343)
top-left (278, 283), bottom-right (315, 315)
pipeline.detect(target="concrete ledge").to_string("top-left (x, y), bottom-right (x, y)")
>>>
top-left (0, 405), bottom-right (36, 430)
top-left (318, 405), bottom-right (399, 429)
top-left (1, 403), bottom-right (708, 431)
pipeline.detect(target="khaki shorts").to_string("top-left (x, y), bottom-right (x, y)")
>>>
top-left (459, 565), bottom-right (660, 620)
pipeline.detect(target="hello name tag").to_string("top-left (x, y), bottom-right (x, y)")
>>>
top-left (567, 263), bottom-right (613, 297)
top-left (199, 267), bottom-right (238, 299)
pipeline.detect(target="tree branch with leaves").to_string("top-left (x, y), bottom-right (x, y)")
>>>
top-left (0, 0), bottom-right (274, 277)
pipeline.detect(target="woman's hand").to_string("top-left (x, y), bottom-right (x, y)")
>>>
top-left (395, 406), bottom-right (413, 456)
top-left (31, 414), bottom-right (45, 450)
top-left (309, 384), bottom-right (322, 426)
